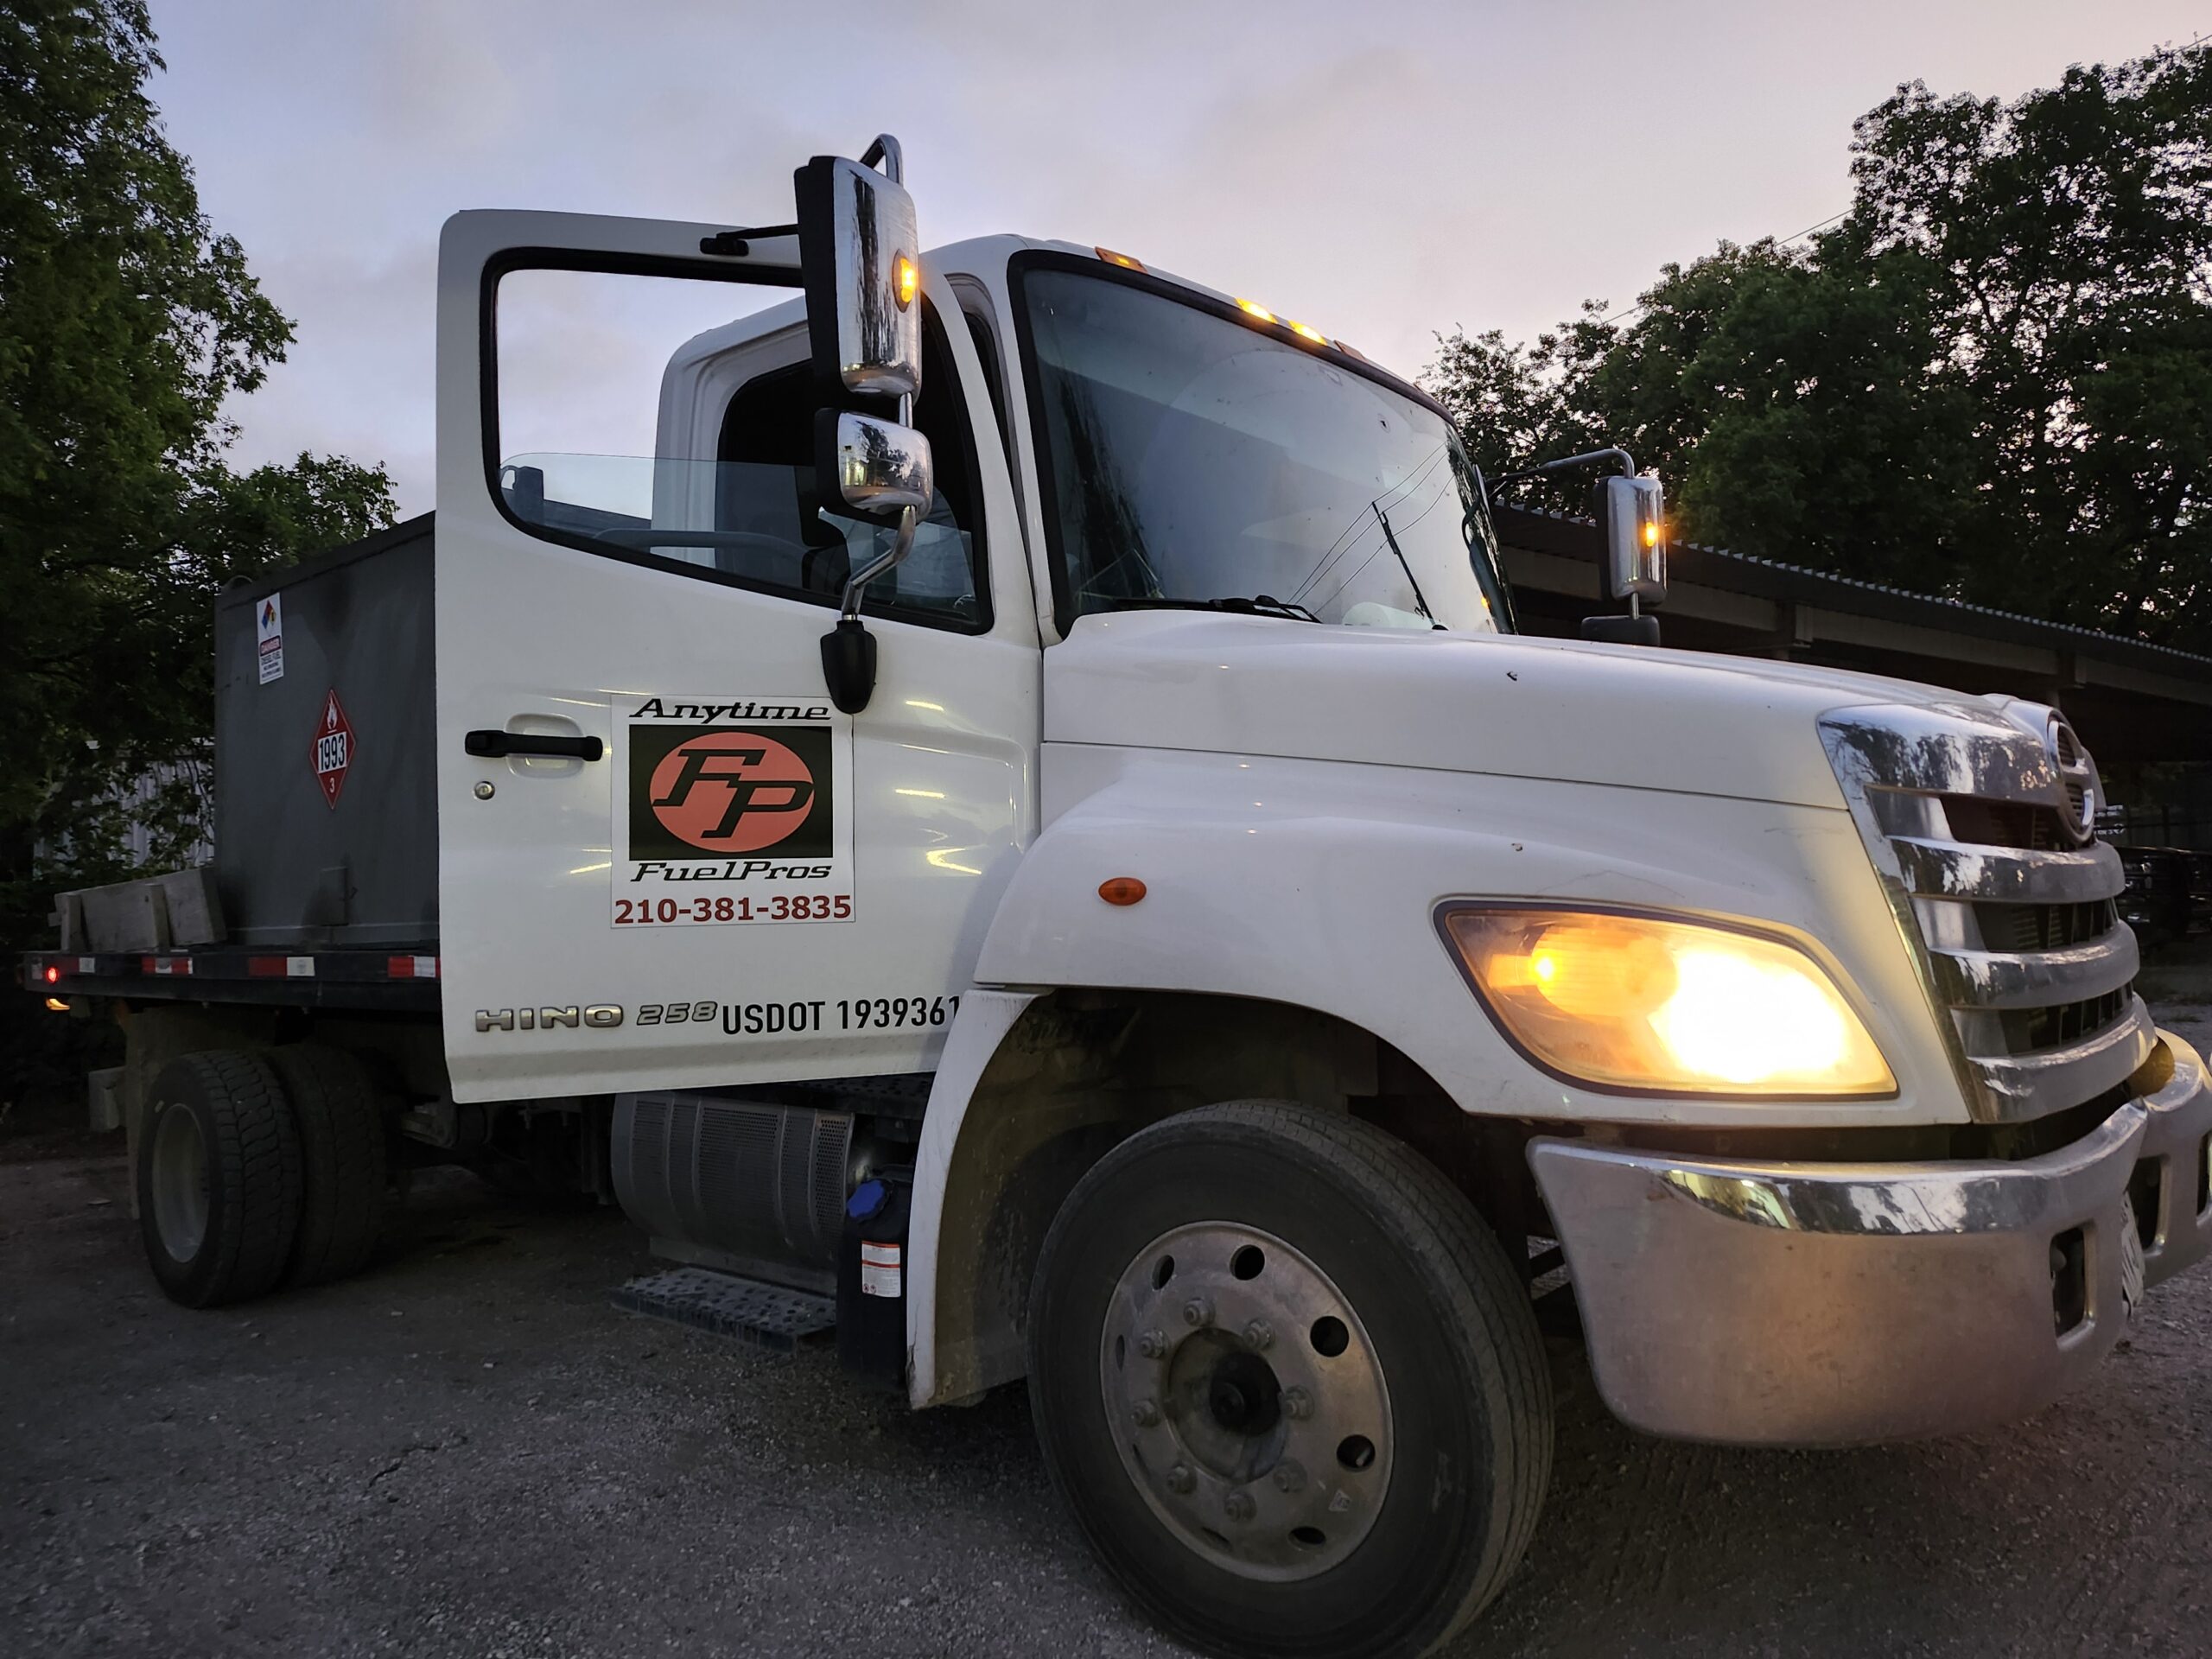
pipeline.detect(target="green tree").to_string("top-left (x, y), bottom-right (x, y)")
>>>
top-left (0, 0), bottom-right (394, 945)
top-left (1429, 42), bottom-right (2212, 649)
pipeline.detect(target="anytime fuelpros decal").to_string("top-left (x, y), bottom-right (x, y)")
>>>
top-left (610, 695), bottom-right (855, 927)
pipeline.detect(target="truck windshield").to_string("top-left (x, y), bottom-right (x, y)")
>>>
top-left (1019, 263), bottom-right (1511, 633)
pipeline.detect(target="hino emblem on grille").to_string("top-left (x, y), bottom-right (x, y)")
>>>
top-left (2044, 714), bottom-right (2100, 844)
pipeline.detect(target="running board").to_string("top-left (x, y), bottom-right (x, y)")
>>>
top-left (612, 1266), bottom-right (836, 1354)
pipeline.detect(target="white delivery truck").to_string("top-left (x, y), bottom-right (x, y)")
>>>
top-left (28, 139), bottom-right (2212, 1659)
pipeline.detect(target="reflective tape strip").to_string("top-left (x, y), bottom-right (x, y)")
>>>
top-left (386, 956), bottom-right (440, 980)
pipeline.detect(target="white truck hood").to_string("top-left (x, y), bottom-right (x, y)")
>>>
top-left (1044, 612), bottom-right (1992, 810)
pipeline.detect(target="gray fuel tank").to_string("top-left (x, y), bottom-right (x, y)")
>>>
top-left (213, 516), bottom-right (436, 948)
top-left (613, 1092), bottom-right (855, 1293)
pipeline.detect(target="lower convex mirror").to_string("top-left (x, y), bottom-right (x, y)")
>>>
top-left (817, 409), bottom-right (932, 518)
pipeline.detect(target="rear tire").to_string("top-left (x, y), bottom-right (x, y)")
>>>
top-left (137, 1051), bottom-right (303, 1308)
top-left (270, 1046), bottom-right (389, 1288)
top-left (1027, 1100), bottom-right (1551, 1659)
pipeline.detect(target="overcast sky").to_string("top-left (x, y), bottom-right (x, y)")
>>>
top-left (148, 0), bottom-right (2208, 517)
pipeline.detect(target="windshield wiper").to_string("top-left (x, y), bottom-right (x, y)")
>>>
top-left (1103, 595), bottom-right (1322, 623)
top-left (1374, 504), bottom-right (1444, 629)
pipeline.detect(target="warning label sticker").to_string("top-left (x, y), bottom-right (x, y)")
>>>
top-left (611, 696), bottom-right (855, 928)
top-left (313, 688), bottom-right (353, 809)
top-left (257, 594), bottom-right (283, 684)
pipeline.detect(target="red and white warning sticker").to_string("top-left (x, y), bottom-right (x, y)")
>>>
top-left (859, 1240), bottom-right (902, 1299)
top-left (314, 688), bottom-right (354, 809)
top-left (256, 593), bottom-right (284, 684)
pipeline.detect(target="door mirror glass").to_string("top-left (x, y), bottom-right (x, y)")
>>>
top-left (796, 153), bottom-right (922, 402)
top-left (1594, 474), bottom-right (1667, 604)
top-left (817, 410), bottom-right (933, 521)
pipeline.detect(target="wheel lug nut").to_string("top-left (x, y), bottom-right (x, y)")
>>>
top-left (1242, 1318), bottom-right (1274, 1350)
top-left (1166, 1463), bottom-right (1195, 1495)
top-left (1224, 1488), bottom-right (1255, 1522)
top-left (1182, 1295), bottom-right (1214, 1328)
top-left (1282, 1387), bottom-right (1313, 1421)
top-left (1274, 1460), bottom-right (1307, 1494)
top-left (1137, 1329), bottom-right (1169, 1359)
top-left (1132, 1398), bottom-right (1161, 1427)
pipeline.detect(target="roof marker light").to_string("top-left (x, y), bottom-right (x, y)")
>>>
top-left (1287, 320), bottom-right (1326, 345)
top-left (1096, 246), bottom-right (1145, 271)
top-left (1236, 298), bottom-right (1276, 323)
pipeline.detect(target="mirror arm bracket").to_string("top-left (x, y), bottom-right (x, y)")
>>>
top-left (1489, 447), bottom-right (1637, 490)
top-left (859, 135), bottom-right (905, 184)
top-left (838, 505), bottom-right (918, 623)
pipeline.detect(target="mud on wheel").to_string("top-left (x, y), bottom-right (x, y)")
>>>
top-left (1027, 1100), bottom-right (1552, 1659)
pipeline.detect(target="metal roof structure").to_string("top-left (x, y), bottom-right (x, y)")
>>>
top-left (1493, 504), bottom-right (2212, 772)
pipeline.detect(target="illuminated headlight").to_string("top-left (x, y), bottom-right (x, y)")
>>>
top-left (1440, 906), bottom-right (1895, 1097)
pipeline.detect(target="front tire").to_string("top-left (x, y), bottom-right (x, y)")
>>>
top-left (1027, 1101), bottom-right (1551, 1659)
top-left (137, 1051), bottom-right (303, 1307)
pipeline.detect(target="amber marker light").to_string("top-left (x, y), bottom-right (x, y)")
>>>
top-left (1287, 320), bottom-right (1327, 345)
top-left (1236, 298), bottom-right (1276, 323)
top-left (46, 996), bottom-right (70, 1013)
top-left (1099, 877), bottom-right (1147, 906)
top-left (1096, 246), bottom-right (1145, 271)
top-left (1442, 906), bottom-right (1893, 1097)
top-left (893, 253), bottom-right (920, 309)
top-left (1643, 519), bottom-right (1661, 548)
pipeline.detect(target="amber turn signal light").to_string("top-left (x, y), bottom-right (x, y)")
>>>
top-left (1098, 877), bottom-right (1147, 906)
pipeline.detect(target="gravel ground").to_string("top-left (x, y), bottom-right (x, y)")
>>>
top-left (5, 1004), bottom-right (2212, 1659)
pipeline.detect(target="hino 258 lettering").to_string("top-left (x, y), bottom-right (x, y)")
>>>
top-left (28, 135), bottom-right (2209, 1659)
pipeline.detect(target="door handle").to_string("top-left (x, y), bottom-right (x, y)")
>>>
top-left (465, 729), bottom-right (605, 761)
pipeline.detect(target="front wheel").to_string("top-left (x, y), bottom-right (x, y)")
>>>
top-left (1027, 1101), bottom-right (1551, 1659)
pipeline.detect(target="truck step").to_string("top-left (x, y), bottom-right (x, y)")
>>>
top-left (612, 1266), bottom-right (836, 1354)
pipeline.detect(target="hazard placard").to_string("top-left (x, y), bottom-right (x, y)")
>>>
top-left (313, 688), bottom-right (354, 809)
top-left (256, 593), bottom-right (283, 684)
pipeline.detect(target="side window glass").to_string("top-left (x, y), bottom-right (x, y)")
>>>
top-left (492, 266), bottom-right (987, 629)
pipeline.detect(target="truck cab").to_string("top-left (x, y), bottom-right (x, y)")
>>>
top-left (42, 143), bottom-right (2212, 1659)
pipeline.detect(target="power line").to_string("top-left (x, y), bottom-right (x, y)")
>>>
top-left (1596, 207), bottom-right (1850, 327)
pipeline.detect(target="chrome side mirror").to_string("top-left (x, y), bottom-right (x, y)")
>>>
top-left (796, 143), bottom-right (922, 401)
top-left (819, 410), bottom-right (933, 519)
top-left (796, 137), bottom-right (934, 715)
top-left (1594, 474), bottom-right (1667, 607)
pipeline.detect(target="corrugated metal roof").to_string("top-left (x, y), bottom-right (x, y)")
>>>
top-left (1493, 504), bottom-right (2212, 681)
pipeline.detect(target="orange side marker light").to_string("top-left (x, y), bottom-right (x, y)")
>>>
top-left (1098, 876), bottom-right (1147, 906)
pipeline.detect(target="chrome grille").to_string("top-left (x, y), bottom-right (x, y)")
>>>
top-left (1821, 702), bottom-right (2154, 1124)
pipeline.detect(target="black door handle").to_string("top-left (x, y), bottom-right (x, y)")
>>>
top-left (465, 729), bottom-right (605, 761)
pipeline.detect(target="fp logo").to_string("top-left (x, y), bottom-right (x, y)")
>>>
top-left (646, 730), bottom-right (820, 854)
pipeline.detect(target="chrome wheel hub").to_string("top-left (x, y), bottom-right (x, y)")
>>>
top-left (149, 1103), bottom-right (211, 1262)
top-left (1099, 1222), bottom-right (1392, 1580)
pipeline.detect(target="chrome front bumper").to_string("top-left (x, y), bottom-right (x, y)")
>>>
top-left (1529, 1030), bottom-right (2212, 1446)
